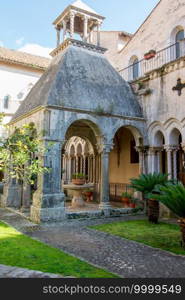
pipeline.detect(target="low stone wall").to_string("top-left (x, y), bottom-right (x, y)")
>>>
top-left (67, 207), bottom-right (135, 220)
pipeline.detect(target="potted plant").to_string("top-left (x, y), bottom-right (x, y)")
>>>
top-left (83, 188), bottom-right (93, 202)
top-left (130, 173), bottom-right (169, 224)
top-left (152, 183), bottom-right (185, 249)
top-left (144, 50), bottom-right (156, 60)
top-left (72, 173), bottom-right (86, 185)
top-left (121, 192), bottom-right (132, 206)
top-left (129, 198), bottom-right (138, 208)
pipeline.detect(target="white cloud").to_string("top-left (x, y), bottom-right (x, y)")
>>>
top-left (0, 41), bottom-right (4, 47)
top-left (18, 43), bottom-right (53, 58)
top-left (16, 37), bottom-right (25, 46)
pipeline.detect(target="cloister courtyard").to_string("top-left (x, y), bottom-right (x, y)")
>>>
top-left (1, 0), bottom-right (185, 281)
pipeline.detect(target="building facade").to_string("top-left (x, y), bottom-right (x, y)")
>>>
top-left (0, 47), bottom-right (50, 135)
top-left (118, 0), bottom-right (185, 183)
top-left (1, 0), bottom-right (185, 222)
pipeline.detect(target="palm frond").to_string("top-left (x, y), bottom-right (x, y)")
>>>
top-left (130, 173), bottom-right (169, 196)
top-left (152, 183), bottom-right (185, 218)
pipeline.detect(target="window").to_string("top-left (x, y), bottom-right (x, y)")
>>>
top-left (4, 95), bottom-right (10, 109)
top-left (132, 58), bottom-right (139, 79)
top-left (175, 29), bottom-right (184, 58)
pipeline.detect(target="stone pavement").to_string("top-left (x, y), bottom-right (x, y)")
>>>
top-left (1, 208), bottom-right (185, 278)
top-left (0, 264), bottom-right (63, 278)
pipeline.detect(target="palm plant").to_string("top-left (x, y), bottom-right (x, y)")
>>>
top-left (130, 173), bottom-right (169, 224)
top-left (152, 183), bottom-right (185, 248)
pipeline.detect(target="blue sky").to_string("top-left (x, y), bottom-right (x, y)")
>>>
top-left (0, 0), bottom-right (159, 55)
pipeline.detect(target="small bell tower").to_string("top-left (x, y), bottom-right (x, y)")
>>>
top-left (52, 0), bottom-right (105, 48)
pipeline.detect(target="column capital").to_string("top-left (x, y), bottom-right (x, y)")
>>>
top-left (97, 143), bottom-right (114, 154)
top-left (181, 143), bottom-right (185, 151)
top-left (70, 10), bottom-right (76, 17)
top-left (148, 147), bottom-right (157, 155)
top-left (55, 26), bottom-right (61, 31)
top-left (164, 145), bottom-right (179, 152)
top-left (135, 146), bottom-right (149, 153)
top-left (97, 20), bottom-right (103, 26)
top-left (82, 14), bottom-right (89, 21)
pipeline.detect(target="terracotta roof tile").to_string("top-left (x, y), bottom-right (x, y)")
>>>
top-left (0, 47), bottom-right (51, 70)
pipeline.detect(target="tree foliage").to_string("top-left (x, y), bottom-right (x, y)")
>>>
top-left (0, 119), bottom-right (49, 185)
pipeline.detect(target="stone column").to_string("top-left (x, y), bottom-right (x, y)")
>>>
top-left (136, 146), bottom-right (144, 174)
top-left (91, 156), bottom-right (94, 182)
top-left (56, 27), bottom-right (61, 47)
top-left (1, 177), bottom-right (22, 209)
top-left (165, 146), bottom-right (173, 179)
top-left (21, 182), bottom-right (31, 212)
top-left (156, 151), bottom-right (160, 173)
top-left (88, 156), bottom-right (91, 182)
top-left (30, 140), bottom-right (65, 223)
top-left (89, 31), bottom-right (92, 44)
top-left (83, 156), bottom-right (86, 176)
top-left (80, 156), bottom-right (83, 174)
top-left (143, 147), bottom-right (149, 174)
top-left (93, 155), bottom-right (96, 183)
top-left (173, 148), bottom-right (179, 180)
top-left (62, 20), bottom-right (67, 41)
top-left (83, 15), bottom-right (88, 42)
top-left (65, 155), bottom-right (68, 181)
top-left (70, 11), bottom-right (75, 39)
top-left (99, 144), bottom-right (112, 212)
top-left (97, 21), bottom-right (101, 46)
top-left (76, 156), bottom-right (79, 173)
top-left (62, 155), bottom-right (66, 181)
top-left (148, 147), bottom-right (156, 174)
top-left (68, 157), bottom-right (72, 183)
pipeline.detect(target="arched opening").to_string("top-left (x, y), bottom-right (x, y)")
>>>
top-left (175, 29), bottom-right (184, 58)
top-left (109, 126), bottom-right (141, 207)
top-left (129, 56), bottom-right (139, 80)
top-left (62, 119), bottom-right (101, 211)
top-left (170, 26), bottom-right (184, 59)
top-left (132, 57), bottom-right (139, 80)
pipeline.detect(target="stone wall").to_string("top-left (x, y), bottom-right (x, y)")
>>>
top-left (116, 0), bottom-right (185, 70)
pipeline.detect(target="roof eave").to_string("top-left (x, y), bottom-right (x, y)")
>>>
top-left (53, 5), bottom-right (105, 27)
top-left (0, 57), bottom-right (48, 71)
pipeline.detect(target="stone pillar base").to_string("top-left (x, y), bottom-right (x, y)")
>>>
top-left (31, 192), bottom-right (66, 223)
top-left (30, 206), bottom-right (66, 223)
top-left (99, 203), bottom-right (111, 217)
top-left (159, 203), bottom-right (172, 219)
top-left (1, 184), bottom-right (22, 208)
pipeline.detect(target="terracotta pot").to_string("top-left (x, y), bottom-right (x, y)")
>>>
top-left (85, 192), bottom-right (93, 197)
top-left (144, 53), bottom-right (156, 60)
top-left (72, 179), bottom-right (85, 185)
top-left (148, 198), bottom-right (159, 224)
top-left (84, 191), bottom-right (93, 202)
top-left (178, 218), bottom-right (185, 249)
top-left (122, 197), bottom-right (130, 206)
top-left (129, 203), bottom-right (136, 208)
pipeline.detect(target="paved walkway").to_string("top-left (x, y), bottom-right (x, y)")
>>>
top-left (0, 264), bottom-right (64, 278)
top-left (1, 208), bottom-right (185, 278)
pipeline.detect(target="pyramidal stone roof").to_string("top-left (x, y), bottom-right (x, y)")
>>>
top-left (71, 0), bottom-right (97, 15)
top-left (12, 41), bottom-right (143, 122)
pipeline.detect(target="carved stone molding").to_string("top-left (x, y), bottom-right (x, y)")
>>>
top-left (50, 38), bottom-right (107, 57)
